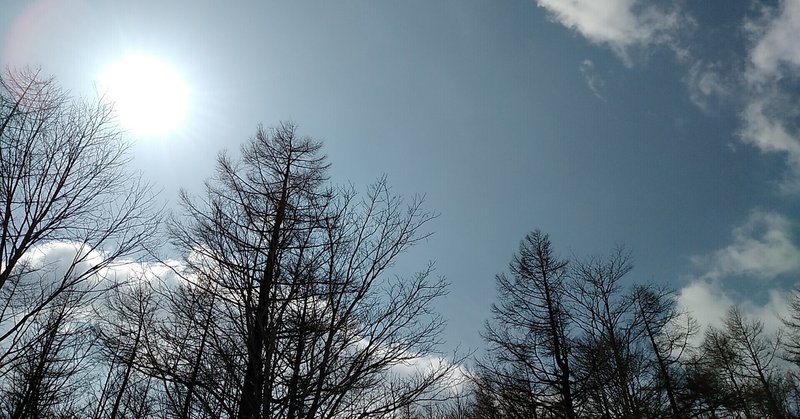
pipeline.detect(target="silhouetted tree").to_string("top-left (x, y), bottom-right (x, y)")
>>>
top-left (0, 68), bottom-right (157, 417)
top-left (122, 271), bottom-right (235, 419)
top-left (92, 276), bottom-right (159, 419)
top-left (170, 122), bottom-right (457, 419)
top-left (724, 306), bottom-right (788, 418)
top-left (783, 287), bottom-right (800, 368)
top-left (632, 284), bottom-right (696, 418)
top-left (480, 231), bottom-right (577, 419)
top-left (569, 248), bottom-right (644, 419)
top-left (465, 231), bottom-right (800, 418)
top-left (1, 293), bottom-right (95, 419)
top-left (694, 326), bottom-right (755, 418)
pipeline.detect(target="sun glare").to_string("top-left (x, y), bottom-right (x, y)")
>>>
top-left (99, 53), bottom-right (189, 136)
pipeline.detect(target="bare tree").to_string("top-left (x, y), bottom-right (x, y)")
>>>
top-left (168, 122), bottom-right (458, 419)
top-left (724, 306), bottom-right (788, 419)
top-left (783, 287), bottom-right (800, 367)
top-left (0, 68), bottom-right (158, 374)
top-left (135, 271), bottom-right (242, 419)
top-left (472, 232), bottom-right (799, 418)
top-left (1, 292), bottom-right (95, 419)
top-left (466, 366), bottom-right (543, 419)
top-left (687, 307), bottom-right (791, 419)
top-left (632, 285), bottom-right (696, 418)
top-left (568, 248), bottom-right (645, 419)
top-left (480, 230), bottom-right (577, 419)
top-left (92, 275), bottom-right (159, 419)
top-left (692, 326), bottom-right (755, 418)
top-left (0, 68), bottom-right (158, 419)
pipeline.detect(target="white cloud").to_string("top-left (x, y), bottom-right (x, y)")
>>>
top-left (677, 279), bottom-right (733, 334)
top-left (736, 0), bottom-right (800, 187)
top-left (743, 289), bottom-right (790, 336)
top-left (22, 241), bottom-right (105, 281)
top-left (691, 211), bottom-right (800, 281)
top-left (746, 0), bottom-right (800, 84)
top-left (685, 60), bottom-right (731, 112)
top-left (391, 353), bottom-right (467, 394)
top-left (536, 0), bottom-right (684, 63)
top-left (740, 94), bottom-right (800, 174)
top-left (579, 59), bottom-right (605, 100)
top-left (536, 0), bottom-right (800, 186)
top-left (677, 279), bottom-right (788, 340)
top-left (678, 210), bottom-right (799, 339)
top-left (741, 96), bottom-right (800, 156)
top-left (14, 240), bottom-right (184, 293)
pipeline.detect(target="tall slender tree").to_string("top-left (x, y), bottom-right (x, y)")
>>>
top-left (480, 230), bottom-right (577, 419)
top-left (632, 285), bottom-right (696, 418)
top-left (725, 306), bottom-right (788, 418)
top-left (170, 122), bottom-right (457, 419)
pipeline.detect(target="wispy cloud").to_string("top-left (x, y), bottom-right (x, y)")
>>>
top-left (579, 59), bottom-right (604, 100)
top-left (737, 0), bottom-right (800, 189)
top-left (677, 210), bottom-right (798, 335)
top-left (740, 93), bottom-right (800, 174)
top-left (691, 210), bottom-right (800, 281)
top-left (536, 0), bottom-right (686, 64)
top-left (536, 1), bottom-right (800, 188)
top-left (534, 0), bottom-right (800, 339)
top-left (685, 60), bottom-right (732, 112)
top-left (745, 0), bottom-right (800, 84)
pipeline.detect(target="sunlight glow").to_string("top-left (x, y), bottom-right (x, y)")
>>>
top-left (99, 53), bottom-right (189, 136)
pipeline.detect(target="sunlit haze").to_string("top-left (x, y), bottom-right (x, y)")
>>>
top-left (99, 53), bottom-right (189, 135)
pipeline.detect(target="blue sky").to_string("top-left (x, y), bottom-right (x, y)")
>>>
top-left (2, 0), bottom-right (800, 352)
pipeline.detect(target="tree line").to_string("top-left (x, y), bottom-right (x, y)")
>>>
top-left (430, 231), bottom-right (800, 419)
top-left (3, 70), bottom-right (800, 419)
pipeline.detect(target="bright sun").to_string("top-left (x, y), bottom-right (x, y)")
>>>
top-left (99, 53), bottom-right (189, 136)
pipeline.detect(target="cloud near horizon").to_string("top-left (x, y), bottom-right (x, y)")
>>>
top-left (677, 279), bottom-right (789, 337)
top-left (678, 210), bottom-right (799, 334)
top-left (691, 210), bottom-right (800, 282)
